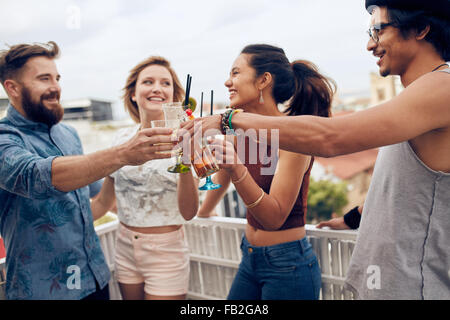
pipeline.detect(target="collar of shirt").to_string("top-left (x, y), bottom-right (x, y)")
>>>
top-left (6, 104), bottom-right (50, 132)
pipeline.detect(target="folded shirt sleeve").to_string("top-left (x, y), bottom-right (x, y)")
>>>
top-left (0, 132), bottom-right (67, 199)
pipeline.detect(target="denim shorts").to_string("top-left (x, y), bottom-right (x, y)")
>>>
top-left (227, 235), bottom-right (321, 300)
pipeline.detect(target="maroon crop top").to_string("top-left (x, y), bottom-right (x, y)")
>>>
top-left (239, 136), bottom-right (313, 231)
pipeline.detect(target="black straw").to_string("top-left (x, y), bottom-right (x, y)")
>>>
top-left (200, 92), bottom-right (203, 118)
top-left (185, 74), bottom-right (189, 103)
top-left (188, 75), bottom-right (192, 95)
top-left (185, 74), bottom-right (192, 106)
top-left (210, 90), bottom-right (213, 115)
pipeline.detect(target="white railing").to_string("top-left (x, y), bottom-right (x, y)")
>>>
top-left (0, 257), bottom-right (5, 300)
top-left (95, 219), bottom-right (123, 300)
top-left (95, 217), bottom-right (358, 300)
top-left (185, 217), bottom-right (246, 300)
top-left (0, 216), bottom-right (358, 300)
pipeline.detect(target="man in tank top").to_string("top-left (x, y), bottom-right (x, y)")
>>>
top-left (184, 0), bottom-right (450, 299)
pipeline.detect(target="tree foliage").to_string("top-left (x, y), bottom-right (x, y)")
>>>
top-left (306, 178), bottom-right (348, 223)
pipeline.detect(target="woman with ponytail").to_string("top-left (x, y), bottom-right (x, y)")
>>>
top-left (184, 1), bottom-right (450, 299)
top-left (197, 44), bottom-right (335, 300)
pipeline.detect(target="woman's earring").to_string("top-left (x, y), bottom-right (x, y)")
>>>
top-left (259, 90), bottom-right (264, 104)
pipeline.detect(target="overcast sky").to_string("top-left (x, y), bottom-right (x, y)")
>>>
top-left (1, 0), bottom-right (378, 118)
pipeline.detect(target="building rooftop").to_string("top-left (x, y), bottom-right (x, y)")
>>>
top-left (61, 97), bottom-right (114, 109)
top-left (315, 148), bottom-right (379, 180)
top-left (313, 110), bottom-right (379, 180)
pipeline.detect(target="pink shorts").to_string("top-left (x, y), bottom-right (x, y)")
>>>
top-left (114, 224), bottom-right (190, 296)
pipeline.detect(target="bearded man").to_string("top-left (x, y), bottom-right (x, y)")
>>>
top-left (0, 41), bottom-right (174, 299)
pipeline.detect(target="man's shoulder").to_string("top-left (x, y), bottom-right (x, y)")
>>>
top-left (0, 116), bottom-right (14, 128)
top-left (422, 70), bottom-right (450, 109)
top-left (54, 122), bottom-right (80, 139)
top-left (56, 121), bottom-right (77, 133)
top-left (418, 68), bottom-right (450, 86)
top-left (0, 119), bottom-right (25, 140)
top-left (401, 70), bottom-right (450, 107)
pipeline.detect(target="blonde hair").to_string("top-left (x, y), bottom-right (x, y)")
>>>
top-left (122, 56), bottom-right (185, 123)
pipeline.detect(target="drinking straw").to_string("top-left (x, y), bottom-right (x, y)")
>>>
top-left (210, 90), bottom-right (213, 115)
top-left (185, 74), bottom-right (192, 106)
top-left (185, 74), bottom-right (189, 103)
top-left (200, 92), bottom-right (204, 118)
top-left (188, 75), bottom-right (192, 96)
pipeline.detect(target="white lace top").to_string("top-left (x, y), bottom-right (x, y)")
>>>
top-left (110, 125), bottom-right (187, 227)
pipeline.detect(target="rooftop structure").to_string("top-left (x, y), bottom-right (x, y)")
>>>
top-left (62, 98), bottom-right (114, 122)
top-left (0, 97), bottom-right (114, 122)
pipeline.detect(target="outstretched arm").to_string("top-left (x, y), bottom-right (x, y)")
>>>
top-left (316, 205), bottom-right (363, 230)
top-left (230, 71), bottom-right (450, 156)
top-left (52, 127), bottom-right (175, 192)
top-left (183, 71), bottom-right (449, 157)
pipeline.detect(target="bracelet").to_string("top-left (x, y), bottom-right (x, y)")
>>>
top-left (220, 109), bottom-right (233, 135)
top-left (231, 167), bottom-right (248, 184)
top-left (228, 109), bottom-right (243, 134)
top-left (245, 188), bottom-right (265, 209)
top-left (343, 206), bottom-right (361, 229)
top-left (220, 109), bottom-right (243, 135)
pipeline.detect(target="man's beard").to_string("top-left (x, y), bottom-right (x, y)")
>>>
top-left (21, 87), bottom-right (64, 127)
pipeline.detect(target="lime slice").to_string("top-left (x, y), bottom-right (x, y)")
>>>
top-left (167, 163), bottom-right (191, 173)
top-left (182, 97), bottom-right (197, 112)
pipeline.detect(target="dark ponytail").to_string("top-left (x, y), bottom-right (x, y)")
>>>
top-left (241, 44), bottom-right (335, 118)
top-left (287, 60), bottom-right (336, 118)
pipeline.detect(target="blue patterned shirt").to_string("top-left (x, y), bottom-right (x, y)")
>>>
top-left (0, 104), bottom-right (110, 299)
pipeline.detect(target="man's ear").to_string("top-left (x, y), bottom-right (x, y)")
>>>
top-left (416, 25), bottom-right (431, 41)
top-left (3, 79), bottom-right (21, 99)
top-left (257, 72), bottom-right (273, 91)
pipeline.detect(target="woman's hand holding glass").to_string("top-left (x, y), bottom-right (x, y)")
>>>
top-left (206, 137), bottom-right (249, 184)
top-left (182, 135), bottom-right (222, 190)
top-left (206, 137), bottom-right (243, 172)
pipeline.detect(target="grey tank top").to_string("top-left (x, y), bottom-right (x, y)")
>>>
top-left (345, 69), bottom-right (450, 299)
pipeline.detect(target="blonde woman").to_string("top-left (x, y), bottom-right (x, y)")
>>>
top-left (92, 56), bottom-right (198, 300)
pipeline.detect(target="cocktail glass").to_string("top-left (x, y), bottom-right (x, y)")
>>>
top-left (150, 119), bottom-right (180, 160)
top-left (161, 102), bottom-right (191, 173)
top-left (191, 139), bottom-right (221, 190)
